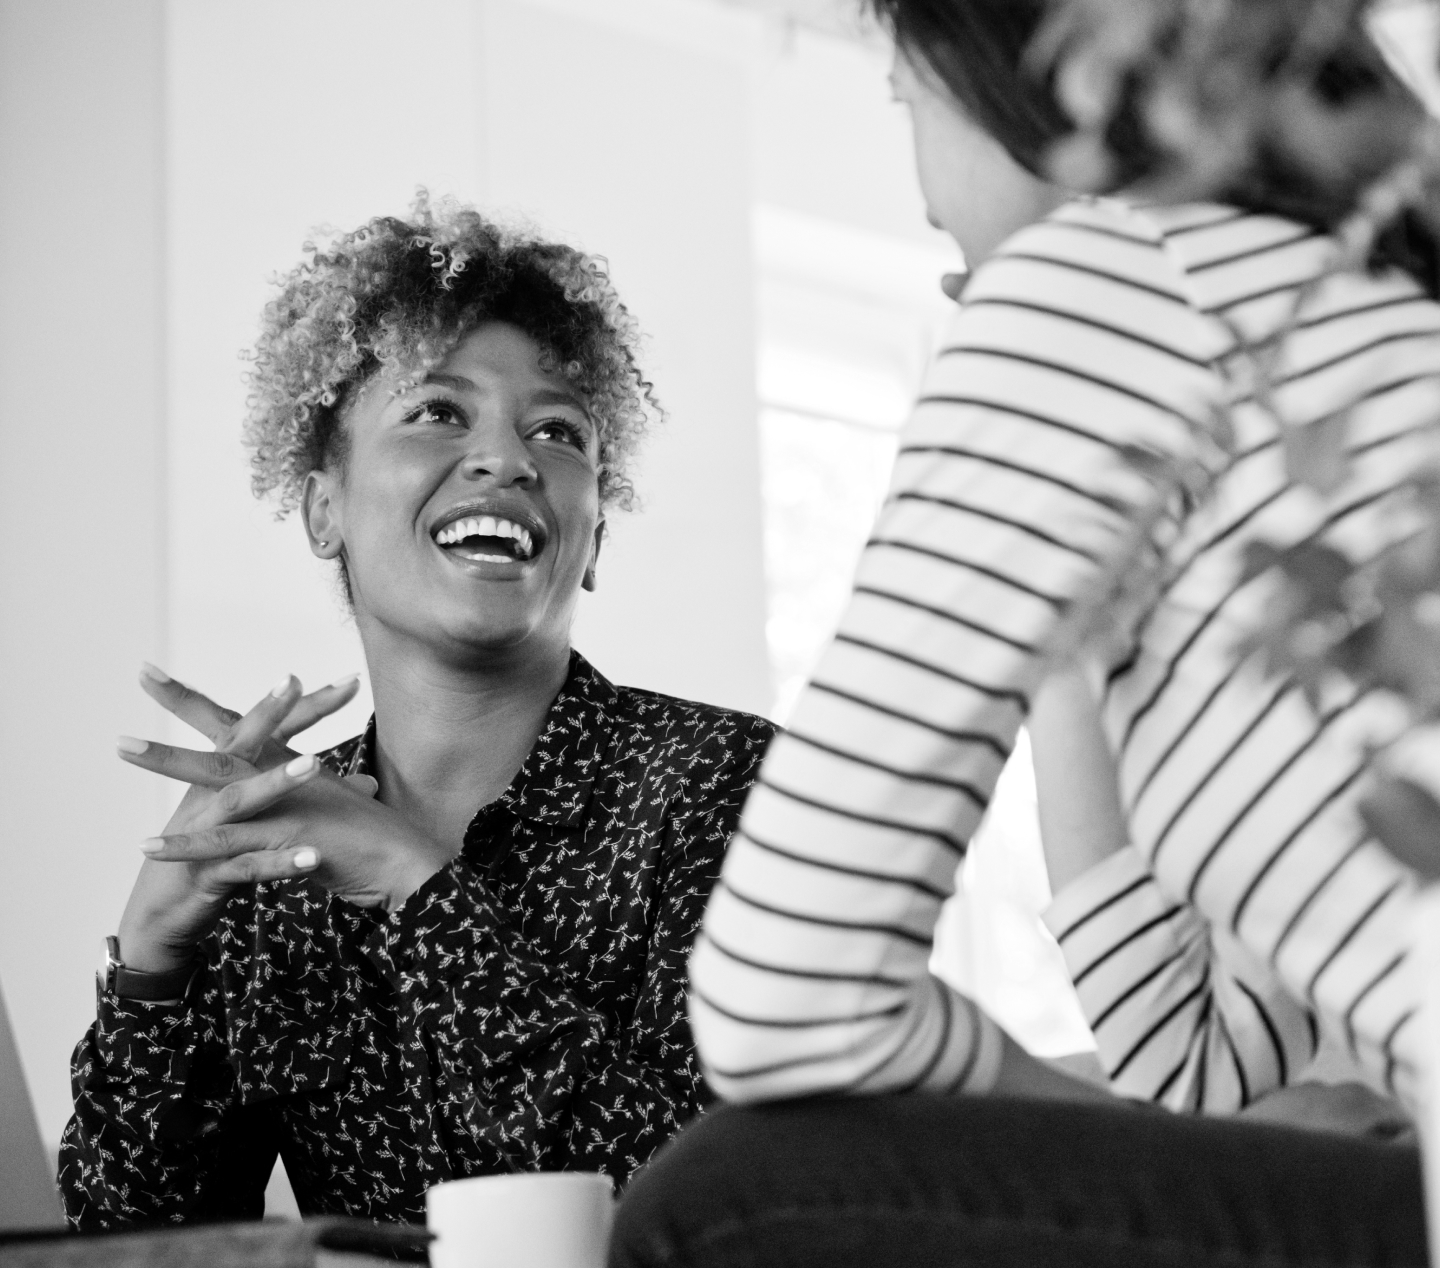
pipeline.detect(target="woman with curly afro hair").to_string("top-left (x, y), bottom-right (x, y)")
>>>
top-left (59, 194), bottom-right (777, 1229)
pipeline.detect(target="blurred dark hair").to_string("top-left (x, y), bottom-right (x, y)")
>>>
top-left (867, 0), bottom-right (1072, 178)
top-left (864, 0), bottom-right (1143, 179)
top-left (866, 0), bottom-right (1438, 294)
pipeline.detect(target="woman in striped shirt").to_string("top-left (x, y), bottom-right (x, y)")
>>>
top-left (610, 2), bottom-right (1432, 1265)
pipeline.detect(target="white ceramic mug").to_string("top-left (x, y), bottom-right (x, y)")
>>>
top-left (426, 1171), bottom-right (615, 1268)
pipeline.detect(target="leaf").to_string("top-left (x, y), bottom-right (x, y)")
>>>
top-left (1252, 538), bottom-right (1355, 614)
top-left (1240, 540), bottom-right (1286, 586)
top-left (1359, 776), bottom-right (1440, 881)
top-left (1364, 600), bottom-right (1440, 717)
top-left (1328, 616), bottom-right (1380, 682)
top-left (1117, 443), bottom-right (1176, 483)
top-left (1199, 400), bottom-right (1237, 456)
top-left (1234, 538), bottom-right (1368, 701)
top-left (1283, 540), bottom-right (1355, 610)
top-left (1282, 411), bottom-right (1350, 495)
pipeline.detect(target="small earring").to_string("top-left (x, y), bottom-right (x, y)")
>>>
top-left (319, 540), bottom-right (329, 549)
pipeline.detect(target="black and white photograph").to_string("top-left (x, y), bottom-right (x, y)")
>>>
top-left (4, 1), bottom-right (1440, 1264)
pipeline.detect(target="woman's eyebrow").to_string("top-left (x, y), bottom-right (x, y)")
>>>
top-left (419, 372), bottom-right (478, 392)
top-left (533, 386), bottom-right (591, 413)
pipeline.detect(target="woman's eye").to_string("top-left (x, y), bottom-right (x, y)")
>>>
top-left (532, 418), bottom-right (587, 448)
top-left (404, 400), bottom-right (465, 427)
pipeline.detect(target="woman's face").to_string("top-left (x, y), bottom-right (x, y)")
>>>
top-left (891, 47), bottom-right (1065, 267)
top-left (304, 321), bottom-right (602, 667)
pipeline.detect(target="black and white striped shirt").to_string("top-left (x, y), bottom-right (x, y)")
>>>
top-left (690, 198), bottom-right (1440, 1109)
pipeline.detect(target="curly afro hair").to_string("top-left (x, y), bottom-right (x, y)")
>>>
top-left (244, 191), bottom-right (659, 517)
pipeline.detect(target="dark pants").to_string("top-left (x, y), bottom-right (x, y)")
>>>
top-left (610, 1096), bottom-right (1427, 1267)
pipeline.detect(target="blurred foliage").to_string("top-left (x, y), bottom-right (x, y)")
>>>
top-left (1037, 0), bottom-right (1440, 876)
top-left (1035, 0), bottom-right (1431, 207)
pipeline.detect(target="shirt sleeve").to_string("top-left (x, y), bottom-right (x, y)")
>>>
top-left (689, 205), bottom-right (1220, 1102)
top-left (360, 732), bottom-right (765, 1185)
top-left (1043, 846), bottom-right (1318, 1111)
top-left (57, 963), bottom-right (278, 1229)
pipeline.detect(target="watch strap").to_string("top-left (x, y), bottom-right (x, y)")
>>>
top-left (101, 935), bottom-right (198, 1002)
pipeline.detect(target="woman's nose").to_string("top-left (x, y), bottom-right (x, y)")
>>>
top-left (460, 424), bottom-right (538, 486)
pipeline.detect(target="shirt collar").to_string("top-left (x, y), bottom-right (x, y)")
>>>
top-left (337, 650), bottom-right (616, 830)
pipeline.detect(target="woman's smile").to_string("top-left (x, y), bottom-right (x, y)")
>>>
top-left (430, 500), bottom-right (547, 569)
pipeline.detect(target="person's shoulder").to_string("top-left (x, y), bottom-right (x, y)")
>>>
top-left (944, 198), bottom-right (1250, 374)
top-left (1138, 202), bottom-right (1414, 325)
top-left (998, 199), bottom-right (1350, 313)
top-left (605, 680), bottom-right (779, 751)
top-left (1028, 195), bottom-right (1177, 246)
top-left (577, 658), bottom-right (778, 787)
top-left (976, 196), bottom-right (1195, 303)
top-left (599, 683), bottom-right (776, 824)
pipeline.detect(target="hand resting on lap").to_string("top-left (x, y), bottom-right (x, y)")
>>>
top-left (1239, 1082), bottom-right (1415, 1143)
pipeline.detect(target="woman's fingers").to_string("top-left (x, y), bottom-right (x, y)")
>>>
top-left (139, 663), bottom-right (243, 743)
top-left (139, 800), bottom-right (316, 860)
top-left (140, 821), bottom-right (273, 860)
top-left (117, 737), bottom-right (261, 788)
top-left (172, 843), bottom-right (320, 887)
top-left (139, 663), bottom-right (303, 763)
top-left (197, 754), bottom-right (323, 829)
top-left (138, 755), bottom-right (323, 849)
top-left (222, 675), bottom-right (304, 763)
top-left (274, 674), bottom-right (361, 743)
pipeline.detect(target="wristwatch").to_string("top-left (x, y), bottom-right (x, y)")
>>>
top-left (97, 936), bottom-right (197, 1002)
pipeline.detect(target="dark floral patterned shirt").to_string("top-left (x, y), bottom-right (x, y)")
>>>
top-left (59, 653), bottom-right (776, 1230)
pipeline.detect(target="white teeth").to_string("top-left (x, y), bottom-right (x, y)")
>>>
top-left (434, 513), bottom-right (536, 558)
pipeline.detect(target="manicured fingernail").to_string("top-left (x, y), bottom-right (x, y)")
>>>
top-left (139, 837), bottom-right (165, 855)
top-left (285, 754), bottom-right (318, 778)
top-left (116, 736), bottom-right (148, 756)
top-left (270, 674), bottom-right (294, 698)
top-left (293, 848), bottom-right (318, 870)
top-left (329, 673), bottom-right (360, 690)
top-left (140, 662), bottom-right (171, 684)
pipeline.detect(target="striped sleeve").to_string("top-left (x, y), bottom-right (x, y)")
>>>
top-left (689, 202), bottom-right (1221, 1101)
top-left (1043, 847), bottom-right (1316, 1110)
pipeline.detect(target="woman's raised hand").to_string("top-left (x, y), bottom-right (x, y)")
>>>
top-left (113, 669), bottom-right (369, 975)
top-left (123, 741), bottom-right (450, 914)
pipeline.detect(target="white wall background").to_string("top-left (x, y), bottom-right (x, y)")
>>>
top-left (480, 0), bottom-right (771, 707)
top-left (0, 0), bottom-right (1088, 1182)
top-left (0, 0), bottom-right (172, 1168)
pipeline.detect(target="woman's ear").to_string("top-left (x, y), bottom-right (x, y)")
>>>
top-left (582, 521), bottom-right (605, 592)
top-left (302, 471), bottom-right (343, 559)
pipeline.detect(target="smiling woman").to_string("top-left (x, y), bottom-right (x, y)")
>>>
top-left (57, 195), bottom-right (777, 1228)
